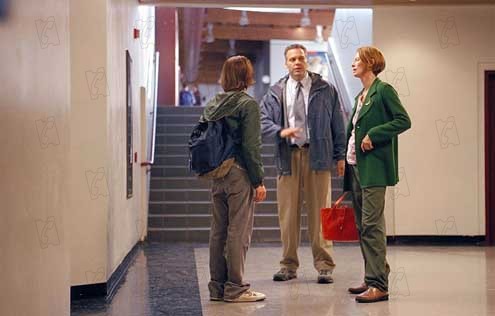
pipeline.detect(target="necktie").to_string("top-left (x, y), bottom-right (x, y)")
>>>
top-left (294, 82), bottom-right (307, 147)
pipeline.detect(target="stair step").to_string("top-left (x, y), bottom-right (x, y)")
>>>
top-left (156, 124), bottom-right (195, 134)
top-left (149, 187), bottom-right (345, 202)
top-left (149, 200), bottom-right (279, 215)
top-left (153, 154), bottom-right (275, 167)
top-left (156, 134), bottom-right (277, 146)
top-left (148, 213), bottom-right (299, 229)
top-left (157, 106), bottom-right (204, 115)
top-left (156, 114), bottom-right (201, 124)
top-left (147, 226), bottom-right (310, 243)
top-left (150, 176), bottom-right (274, 189)
top-left (154, 144), bottom-right (276, 155)
top-left (150, 165), bottom-right (279, 177)
top-left (148, 199), bottom-right (351, 216)
top-left (149, 188), bottom-right (278, 202)
top-left (150, 176), bottom-right (343, 190)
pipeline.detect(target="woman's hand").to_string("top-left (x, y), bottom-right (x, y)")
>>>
top-left (254, 185), bottom-right (267, 202)
top-left (361, 135), bottom-right (374, 152)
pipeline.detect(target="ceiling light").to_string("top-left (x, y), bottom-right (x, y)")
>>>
top-left (206, 23), bottom-right (214, 43)
top-left (315, 25), bottom-right (324, 43)
top-left (300, 8), bottom-right (311, 27)
top-left (239, 11), bottom-right (249, 26)
top-left (225, 7), bottom-right (301, 14)
top-left (227, 39), bottom-right (236, 57)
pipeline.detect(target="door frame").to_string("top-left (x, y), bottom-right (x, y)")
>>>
top-left (484, 69), bottom-right (495, 244)
top-left (478, 62), bottom-right (495, 243)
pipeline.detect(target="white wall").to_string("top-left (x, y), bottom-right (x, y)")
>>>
top-left (69, 0), bottom-right (110, 286)
top-left (0, 1), bottom-right (71, 315)
top-left (69, 0), bottom-right (155, 285)
top-left (374, 6), bottom-right (495, 236)
top-left (107, 0), bottom-right (155, 275)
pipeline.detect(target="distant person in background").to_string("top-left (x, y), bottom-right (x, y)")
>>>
top-left (0, 0), bottom-right (10, 21)
top-left (179, 84), bottom-right (195, 106)
top-left (192, 84), bottom-right (202, 106)
top-left (345, 46), bottom-right (411, 303)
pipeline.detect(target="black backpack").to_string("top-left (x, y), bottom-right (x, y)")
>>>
top-left (188, 117), bottom-right (238, 177)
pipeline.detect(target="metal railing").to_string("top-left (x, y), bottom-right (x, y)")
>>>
top-left (141, 51), bottom-right (159, 167)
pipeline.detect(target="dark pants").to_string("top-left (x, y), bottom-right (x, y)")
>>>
top-left (208, 166), bottom-right (255, 300)
top-left (349, 165), bottom-right (390, 292)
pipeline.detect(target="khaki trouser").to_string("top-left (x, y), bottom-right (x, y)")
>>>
top-left (277, 147), bottom-right (335, 271)
top-left (208, 166), bottom-right (255, 299)
top-left (349, 165), bottom-right (390, 292)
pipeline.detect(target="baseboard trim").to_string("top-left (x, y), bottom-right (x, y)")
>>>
top-left (386, 235), bottom-right (486, 245)
top-left (70, 241), bottom-right (141, 301)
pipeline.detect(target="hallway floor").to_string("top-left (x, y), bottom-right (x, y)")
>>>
top-left (71, 242), bottom-right (495, 316)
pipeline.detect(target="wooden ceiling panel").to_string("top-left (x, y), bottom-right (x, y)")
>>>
top-left (205, 8), bottom-right (334, 27)
top-left (204, 25), bottom-right (332, 41)
top-left (201, 40), bottom-right (264, 54)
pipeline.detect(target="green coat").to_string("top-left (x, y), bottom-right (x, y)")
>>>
top-left (343, 78), bottom-right (411, 190)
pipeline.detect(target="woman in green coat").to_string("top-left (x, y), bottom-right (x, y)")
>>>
top-left (344, 46), bottom-right (411, 303)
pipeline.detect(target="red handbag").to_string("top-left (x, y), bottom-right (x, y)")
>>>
top-left (321, 192), bottom-right (359, 241)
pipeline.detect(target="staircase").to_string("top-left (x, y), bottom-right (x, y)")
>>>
top-left (148, 106), bottom-right (345, 242)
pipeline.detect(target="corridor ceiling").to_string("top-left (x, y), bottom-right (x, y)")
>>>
top-left (141, 0), bottom-right (495, 6)
top-left (178, 8), bottom-right (335, 84)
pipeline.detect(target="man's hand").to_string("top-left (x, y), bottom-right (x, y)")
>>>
top-left (361, 134), bottom-right (374, 152)
top-left (254, 185), bottom-right (266, 202)
top-left (280, 127), bottom-right (303, 139)
top-left (337, 160), bottom-right (345, 177)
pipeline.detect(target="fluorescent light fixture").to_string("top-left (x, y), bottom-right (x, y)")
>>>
top-left (225, 7), bottom-right (301, 14)
top-left (206, 23), bottom-right (214, 43)
top-left (239, 11), bottom-right (249, 26)
top-left (315, 25), bottom-right (324, 43)
top-left (300, 8), bottom-right (311, 27)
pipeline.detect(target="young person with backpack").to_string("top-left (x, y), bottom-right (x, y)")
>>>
top-left (191, 55), bottom-right (266, 303)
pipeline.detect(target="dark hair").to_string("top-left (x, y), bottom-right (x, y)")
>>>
top-left (357, 46), bottom-right (386, 76)
top-left (219, 55), bottom-right (255, 92)
top-left (284, 44), bottom-right (307, 59)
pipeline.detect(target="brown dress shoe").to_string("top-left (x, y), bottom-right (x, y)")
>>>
top-left (348, 283), bottom-right (368, 294)
top-left (355, 287), bottom-right (389, 303)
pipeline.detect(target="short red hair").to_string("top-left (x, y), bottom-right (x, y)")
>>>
top-left (357, 46), bottom-right (386, 76)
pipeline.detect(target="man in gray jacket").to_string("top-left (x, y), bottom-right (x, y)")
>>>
top-left (260, 44), bottom-right (346, 283)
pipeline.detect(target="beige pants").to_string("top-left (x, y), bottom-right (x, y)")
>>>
top-left (277, 147), bottom-right (335, 271)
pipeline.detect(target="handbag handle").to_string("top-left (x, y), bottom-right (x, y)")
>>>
top-left (332, 192), bottom-right (348, 208)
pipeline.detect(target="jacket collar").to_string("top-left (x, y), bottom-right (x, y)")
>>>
top-left (355, 77), bottom-right (380, 102)
top-left (355, 77), bottom-right (381, 122)
top-left (270, 71), bottom-right (326, 101)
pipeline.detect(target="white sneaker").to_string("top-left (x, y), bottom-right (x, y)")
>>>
top-left (224, 290), bottom-right (266, 303)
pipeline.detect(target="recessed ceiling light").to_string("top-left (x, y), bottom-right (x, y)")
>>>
top-left (225, 7), bottom-right (301, 14)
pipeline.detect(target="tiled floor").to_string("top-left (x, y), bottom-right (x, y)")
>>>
top-left (72, 242), bottom-right (495, 316)
top-left (71, 243), bottom-right (203, 316)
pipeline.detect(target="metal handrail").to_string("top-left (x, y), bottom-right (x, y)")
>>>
top-left (325, 46), bottom-right (352, 123)
top-left (141, 51), bottom-right (159, 167)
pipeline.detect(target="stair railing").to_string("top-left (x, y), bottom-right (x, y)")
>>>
top-left (141, 51), bottom-right (160, 168)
